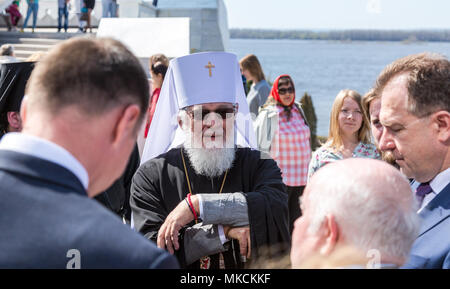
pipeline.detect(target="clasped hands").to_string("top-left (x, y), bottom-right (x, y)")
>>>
top-left (157, 195), bottom-right (251, 259)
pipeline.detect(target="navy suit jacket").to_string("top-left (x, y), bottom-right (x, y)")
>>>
top-left (0, 150), bottom-right (179, 269)
top-left (403, 182), bottom-right (450, 269)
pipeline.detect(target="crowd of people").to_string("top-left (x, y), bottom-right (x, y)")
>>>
top-left (0, 37), bottom-right (448, 269)
top-left (1, 0), bottom-right (118, 33)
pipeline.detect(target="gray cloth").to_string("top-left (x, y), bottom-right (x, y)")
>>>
top-left (201, 192), bottom-right (249, 227)
top-left (247, 79), bottom-right (271, 118)
top-left (183, 223), bottom-right (227, 265)
top-left (182, 192), bottom-right (249, 265)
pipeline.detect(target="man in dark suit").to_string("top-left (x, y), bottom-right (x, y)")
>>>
top-left (375, 53), bottom-right (450, 268)
top-left (0, 37), bottom-right (178, 269)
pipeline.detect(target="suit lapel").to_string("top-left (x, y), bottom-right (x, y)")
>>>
top-left (0, 150), bottom-right (87, 196)
top-left (418, 183), bottom-right (450, 237)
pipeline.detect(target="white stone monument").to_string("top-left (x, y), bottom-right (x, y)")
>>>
top-left (97, 17), bottom-right (189, 59)
top-left (97, 16), bottom-right (190, 156)
top-left (154, 0), bottom-right (229, 52)
top-left (0, 0), bottom-right (228, 52)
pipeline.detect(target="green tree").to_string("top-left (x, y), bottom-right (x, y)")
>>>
top-left (300, 92), bottom-right (320, 151)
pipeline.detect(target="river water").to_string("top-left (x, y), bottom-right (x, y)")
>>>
top-left (228, 38), bottom-right (450, 136)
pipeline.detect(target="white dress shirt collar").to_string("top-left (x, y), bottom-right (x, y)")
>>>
top-left (0, 132), bottom-right (89, 190)
top-left (413, 167), bottom-right (450, 213)
top-left (429, 167), bottom-right (450, 195)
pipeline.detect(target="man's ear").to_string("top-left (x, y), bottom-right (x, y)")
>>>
top-left (178, 110), bottom-right (191, 132)
top-left (433, 111), bottom-right (450, 144)
top-left (7, 111), bottom-right (22, 131)
top-left (177, 114), bottom-right (183, 129)
top-left (112, 104), bottom-right (140, 146)
top-left (319, 214), bottom-right (339, 256)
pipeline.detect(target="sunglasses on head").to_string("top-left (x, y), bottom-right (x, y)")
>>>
top-left (278, 87), bottom-right (295, 95)
top-left (185, 106), bottom-right (237, 121)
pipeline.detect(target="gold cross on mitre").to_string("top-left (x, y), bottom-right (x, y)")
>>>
top-left (205, 61), bottom-right (215, 77)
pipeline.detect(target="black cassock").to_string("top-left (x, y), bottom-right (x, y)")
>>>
top-left (95, 144), bottom-right (140, 223)
top-left (131, 147), bottom-right (290, 269)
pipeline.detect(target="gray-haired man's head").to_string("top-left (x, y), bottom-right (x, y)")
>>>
top-left (291, 158), bottom-right (420, 268)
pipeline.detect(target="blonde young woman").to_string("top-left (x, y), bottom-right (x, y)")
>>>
top-left (239, 54), bottom-right (271, 118)
top-left (308, 89), bottom-right (380, 179)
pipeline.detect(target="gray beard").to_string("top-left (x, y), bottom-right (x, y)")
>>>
top-left (184, 146), bottom-right (236, 178)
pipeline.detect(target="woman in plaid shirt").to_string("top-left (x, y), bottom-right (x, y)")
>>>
top-left (254, 74), bottom-right (311, 233)
top-left (308, 89), bottom-right (380, 180)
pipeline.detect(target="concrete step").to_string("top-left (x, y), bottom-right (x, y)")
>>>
top-left (14, 50), bottom-right (45, 59)
top-left (0, 28), bottom-right (96, 46)
top-left (0, 37), bottom-right (66, 47)
top-left (12, 43), bottom-right (54, 52)
top-left (0, 37), bottom-right (57, 44)
top-left (0, 27), bottom-right (97, 60)
top-left (0, 27), bottom-right (97, 35)
top-left (16, 38), bottom-right (63, 45)
top-left (0, 31), bottom-right (78, 40)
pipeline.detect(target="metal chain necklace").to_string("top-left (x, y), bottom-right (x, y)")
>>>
top-left (180, 148), bottom-right (228, 269)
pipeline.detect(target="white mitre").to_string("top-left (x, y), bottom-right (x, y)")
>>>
top-left (141, 51), bottom-right (256, 164)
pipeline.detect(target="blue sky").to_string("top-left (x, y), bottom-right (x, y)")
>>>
top-left (224, 0), bottom-right (450, 30)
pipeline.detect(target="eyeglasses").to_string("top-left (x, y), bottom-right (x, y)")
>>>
top-left (278, 87), bottom-right (294, 95)
top-left (185, 106), bottom-right (237, 121)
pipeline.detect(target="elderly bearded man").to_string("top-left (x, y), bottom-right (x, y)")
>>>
top-left (131, 52), bottom-right (290, 269)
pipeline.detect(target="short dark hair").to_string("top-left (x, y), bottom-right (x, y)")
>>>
top-left (374, 53), bottom-right (450, 117)
top-left (151, 61), bottom-right (168, 79)
top-left (26, 37), bottom-right (149, 124)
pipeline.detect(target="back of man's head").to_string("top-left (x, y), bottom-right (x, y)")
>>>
top-left (25, 37), bottom-right (149, 127)
top-left (306, 158), bottom-right (420, 264)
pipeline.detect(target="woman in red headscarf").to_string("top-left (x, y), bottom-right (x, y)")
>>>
top-left (254, 74), bottom-right (311, 234)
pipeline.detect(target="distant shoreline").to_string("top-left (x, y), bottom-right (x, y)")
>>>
top-left (230, 29), bottom-right (450, 43)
